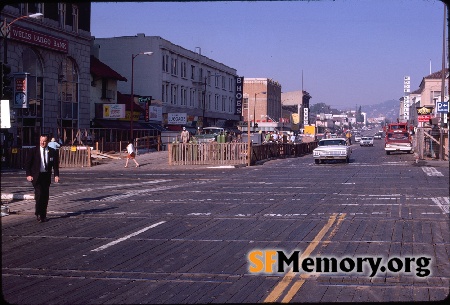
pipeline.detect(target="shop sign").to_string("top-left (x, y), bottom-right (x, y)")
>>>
top-left (235, 76), bottom-right (244, 115)
top-left (13, 73), bottom-right (29, 109)
top-left (10, 25), bottom-right (68, 53)
top-left (103, 104), bottom-right (125, 119)
top-left (418, 115), bottom-right (432, 122)
top-left (168, 113), bottom-right (187, 125)
top-left (149, 106), bottom-right (162, 122)
top-left (416, 106), bottom-right (433, 115)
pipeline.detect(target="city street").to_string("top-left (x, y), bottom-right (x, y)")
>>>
top-left (1, 140), bottom-right (449, 303)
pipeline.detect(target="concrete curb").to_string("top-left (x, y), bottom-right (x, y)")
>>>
top-left (1, 194), bottom-right (34, 200)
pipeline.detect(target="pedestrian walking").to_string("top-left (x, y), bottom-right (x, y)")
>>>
top-left (25, 134), bottom-right (60, 223)
top-left (125, 139), bottom-right (139, 168)
top-left (180, 127), bottom-right (190, 143)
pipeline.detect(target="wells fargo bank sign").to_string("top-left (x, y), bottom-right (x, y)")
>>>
top-left (10, 25), bottom-right (68, 53)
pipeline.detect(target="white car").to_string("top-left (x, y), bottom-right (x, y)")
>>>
top-left (354, 135), bottom-right (362, 143)
top-left (313, 138), bottom-right (352, 164)
top-left (360, 136), bottom-right (374, 146)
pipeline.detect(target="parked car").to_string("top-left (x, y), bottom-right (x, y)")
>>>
top-left (192, 127), bottom-right (224, 143)
top-left (360, 136), bottom-right (374, 146)
top-left (313, 138), bottom-right (352, 164)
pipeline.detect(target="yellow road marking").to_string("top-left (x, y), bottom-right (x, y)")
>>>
top-left (264, 213), bottom-right (346, 303)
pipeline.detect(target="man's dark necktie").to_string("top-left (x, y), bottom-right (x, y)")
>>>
top-left (43, 149), bottom-right (48, 172)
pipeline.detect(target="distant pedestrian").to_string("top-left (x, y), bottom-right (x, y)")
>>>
top-left (25, 134), bottom-right (60, 223)
top-left (180, 127), bottom-right (190, 143)
top-left (48, 137), bottom-right (60, 150)
top-left (125, 140), bottom-right (139, 168)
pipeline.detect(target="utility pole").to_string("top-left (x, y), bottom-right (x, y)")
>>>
top-left (439, 3), bottom-right (446, 160)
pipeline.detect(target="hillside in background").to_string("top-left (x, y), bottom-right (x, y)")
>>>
top-left (358, 100), bottom-right (400, 122)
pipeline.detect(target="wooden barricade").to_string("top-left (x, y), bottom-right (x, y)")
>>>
top-left (2, 146), bottom-right (92, 169)
top-left (169, 142), bottom-right (248, 165)
top-left (59, 146), bottom-right (91, 168)
top-left (168, 142), bottom-right (318, 166)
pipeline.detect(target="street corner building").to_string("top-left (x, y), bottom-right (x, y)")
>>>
top-left (1, 3), bottom-right (92, 147)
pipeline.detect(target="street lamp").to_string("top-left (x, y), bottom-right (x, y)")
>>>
top-left (247, 91), bottom-right (266, 166)
top-left (1, 13), bottom-right (43, 64)
top-left (130, 51), bottom-right (153, 139)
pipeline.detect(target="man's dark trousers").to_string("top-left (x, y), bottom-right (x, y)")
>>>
top-left (33, 172), bottom-right (52, 219)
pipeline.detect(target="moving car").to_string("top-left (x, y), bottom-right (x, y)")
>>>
top-left (360, 136), bottom-right (374, 146)
top-left (313, 138), bottom-right (352, 164)
top-left (374, 133), bottom-right (382, 139)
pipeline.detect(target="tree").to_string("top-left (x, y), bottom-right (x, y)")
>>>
top-left (356, 106), bottom-right (364, 123)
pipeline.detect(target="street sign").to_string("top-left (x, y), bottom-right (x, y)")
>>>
top-left (436, 101), bottom-right (448, 113)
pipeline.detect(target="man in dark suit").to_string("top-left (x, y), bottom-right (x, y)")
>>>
top-left (25, 134), bottom-right (60, 223)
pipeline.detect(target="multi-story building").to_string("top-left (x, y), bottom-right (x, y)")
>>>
top-left (93, 34), bottom-right (240, 129)
top-left (242, 78), bottom-right (282, 131)
top-left (1, 3), bottom-right (92, 146)
top-left (406, 69), bottom-right (448, 127)
top-left (281, 90), bottom-right (312, 128)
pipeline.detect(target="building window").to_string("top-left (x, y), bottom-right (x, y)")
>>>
top-left (171, 57), bottom-right (178, 76)
top-left (431, 91), bottom-right (441, 104)
top-left (72, 5), bottom-right (78, 32)
top-left (181, 62), bottom-right (187, 78)
top-left (162, 54), bottom-right (169, 72)
top-left (215, 75), bottom-right (219, 88)
top-left (207, 71), bottom-right (211, 86)
top-left (190, 89), bottom-right (195, 108)
top-left (191, 65), bottom-right (195, 80)
top-left (36, 3), bottom-right (44, 16)
top-left (229, 97), bottom-right (233, 113)
top-left (215, 95), bottom-right (219, 111)
top-left (19, 48), bottom-right (43, 146)
top-left (181, 87), bottom-right (187, 106)
top-left (58, 3), bottom-right (66, 28)
top-left (19, 3), bottom-right (28, 16)
top-left (206, 94), bottom-right (212, 110)
top-left (222, 76), bottom-right (225, 89)
top-left (222, 96), bottom-right (226, 112)
top-left (162, 83), bottom-right (169, 104)
top-left (199, 68), bottom-right (203, 82)
top-left (171, 85), bottom-right (177, 105)
top-left (58, 57), bottom-right (79, 132)
top-left (229, 77), bottom-right (233, 91)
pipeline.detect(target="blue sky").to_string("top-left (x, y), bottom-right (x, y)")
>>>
top-left (91, 0), bottom-right (446, 110)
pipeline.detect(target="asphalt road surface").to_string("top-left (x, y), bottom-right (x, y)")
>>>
top-left (1, 140), bottom-right (449, 304)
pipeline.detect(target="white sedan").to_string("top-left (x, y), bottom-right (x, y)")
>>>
top-left (313, 138), bottom-right (352, 164)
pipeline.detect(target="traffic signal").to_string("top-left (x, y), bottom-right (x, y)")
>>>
top-left (1, 63), bottom-right (13, 99)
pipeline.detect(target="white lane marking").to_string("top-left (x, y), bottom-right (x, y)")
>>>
top-left (431, 197), bottom-right (450, 214)
top-left (91, 221), bottom-right (166, 252)
top-left (422, 167), bottom-right (444, 177)
top-left (51, 180), bottom-right (172, 200)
